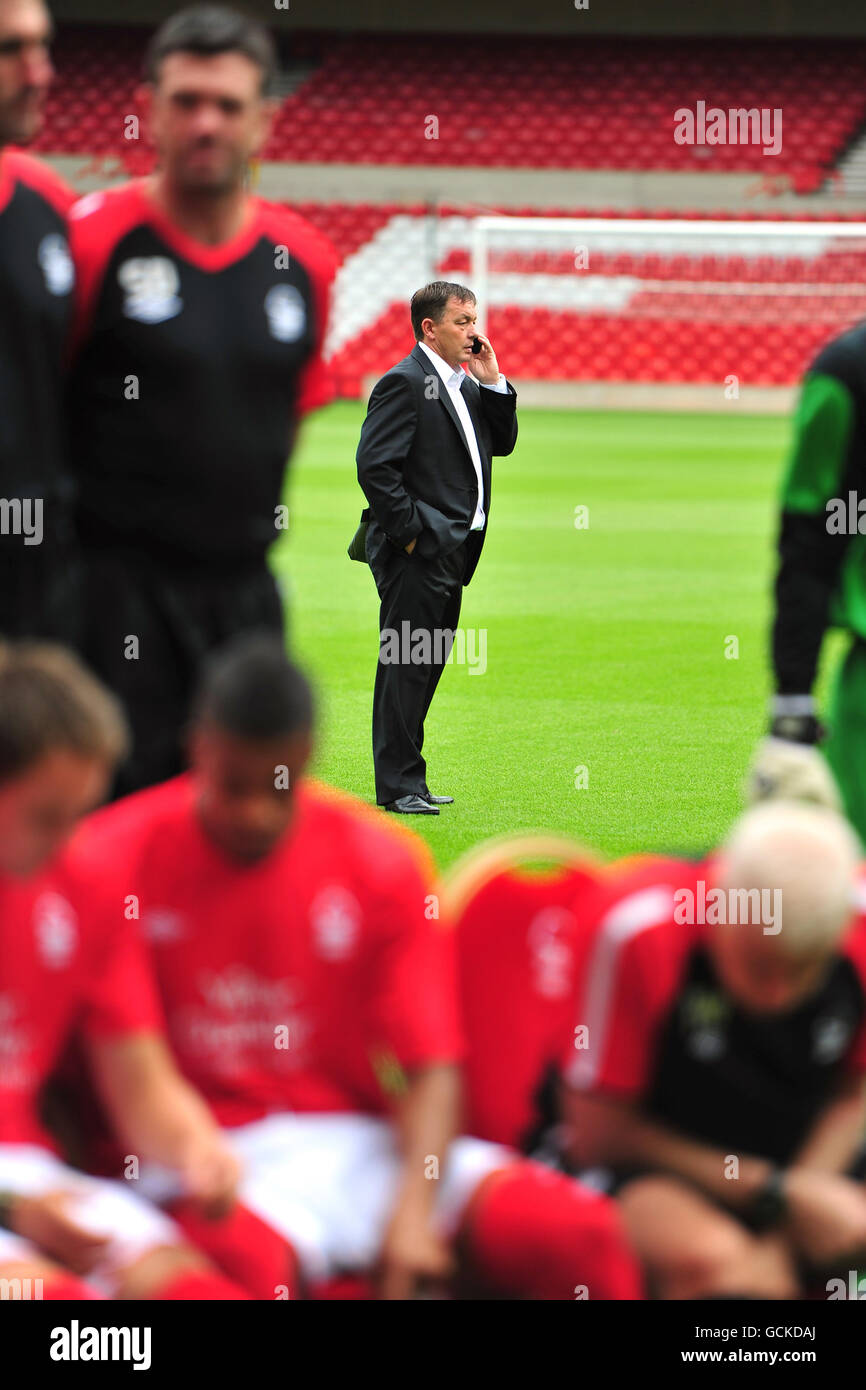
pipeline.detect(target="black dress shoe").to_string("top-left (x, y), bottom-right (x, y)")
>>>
top-left (424, 792), bottom-right (454, 805)
top-left (384, 794), bottom-right (440, 815)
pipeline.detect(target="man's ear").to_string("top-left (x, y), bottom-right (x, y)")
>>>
top-left (134, 83), bottom-right (153, 141)
top-left (295, 728), bottom-right (314, 778)
top-left (254, 96), bottom-right (280, 152)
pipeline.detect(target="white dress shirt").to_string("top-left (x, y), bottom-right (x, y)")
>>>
top-left (418, 340), bottom-right (509, 531)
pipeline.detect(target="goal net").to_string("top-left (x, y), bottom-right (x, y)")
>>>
top-left (468, 216), bottom-right (866, 386)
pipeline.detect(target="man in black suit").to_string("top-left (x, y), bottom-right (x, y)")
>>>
top-left (356, 281), bottom-right (518, 814)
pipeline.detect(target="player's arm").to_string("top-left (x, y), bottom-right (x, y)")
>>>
top-left (356, 371), bottom-right (423, 550)
top-left (770, 361), bottom-right (860, 737)
top-left (85, 1031), bottom-right (239, 1218)
top-left (367, 841), bottom-right (464, 1297)
top-left (381, 1061), bottom-right (461, 1300)
top-left (789, 1071), bottom-right (866, 1174)
top-left (272, 214), bottom-right (338, 419)
top-left (79, 896), bottom-right (239, 1218)
top-left (791, 975), bottom-right (866, 1176)
top-left (775, 1068), bottom-right (866, 1267)
top-left (0, 1191), bottom-right (111, 1275)
top-left (562, 1088), bottom-right (773, 1213)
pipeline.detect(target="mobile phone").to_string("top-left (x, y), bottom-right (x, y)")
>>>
top-left (471, 336), bottom-right (483, 354)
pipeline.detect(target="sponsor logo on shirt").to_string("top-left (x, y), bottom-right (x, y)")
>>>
top-left (264, 284), bottom-right (306, 343)
top-left (118, 256), bottom-right (183, 324)
top-left (32, 892), bottom-right (77, 969)
top-left (309, 885), bottom-right (361, 960)
top-left (37, 233), bottom-right (74, 296)
top-left (174, 966), bottom-right (312, 1074)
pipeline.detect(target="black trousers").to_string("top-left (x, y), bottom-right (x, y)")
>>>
top-left (80, 550), bottom-right (285, 799)
top-left (369, 537), bottom-right (468, 805)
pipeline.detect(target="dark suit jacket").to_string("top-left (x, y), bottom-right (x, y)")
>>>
top-left (355, 343), bottom-right (518, 587)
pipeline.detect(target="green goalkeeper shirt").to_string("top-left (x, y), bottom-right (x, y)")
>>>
top-left (773, 321), bottom-right (866, 694)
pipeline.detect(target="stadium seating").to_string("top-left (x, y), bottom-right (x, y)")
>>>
top-left (33, 28), bottom-right (866, 388)
top-left (444, 832), bottom-right (603, 1149)
top-left (297, 203), bottom-right (866, 390)
top-left (266, 35), bottom-right (864, 192)
top-left (31, 27), bottom-right (866, 194)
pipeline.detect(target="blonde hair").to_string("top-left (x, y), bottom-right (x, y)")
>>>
top-left (718, 801), bottom-right (861, 957)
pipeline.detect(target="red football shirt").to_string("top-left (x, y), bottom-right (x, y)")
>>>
top-left (0, 847), bottom-right (164, 1148)
top-left (74, 776), bottom-right (464, 1128)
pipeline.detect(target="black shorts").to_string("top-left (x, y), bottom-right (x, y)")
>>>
top-left (80, 549), bottom-right (285, 798)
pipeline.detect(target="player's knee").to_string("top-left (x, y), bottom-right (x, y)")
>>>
top-left (670, 1223), bottom-right (794, 1300)
top-left (820, 1197), bottom-right (866, 1263)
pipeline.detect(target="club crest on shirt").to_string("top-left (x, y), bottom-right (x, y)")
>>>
top-left (309, 885), bottom-right (361, 961)
top-left (811, 1013), bottom-right (853, 1064)
top-left (264, 284), bottom-right (306, 343)
top-left (526, 908), bottom-right (575, 999)
top-left (33, 892), bottom-right (78, 969)
top-left (681, 987), bottom-right (730, 1062)
top-left (37, 233), bottom-right (74, 296)
top-left (118, 256), bottom-right (183, 324)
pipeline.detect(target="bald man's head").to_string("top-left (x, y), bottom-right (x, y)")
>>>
top-left (708, 801), bottom-right (861, 1014)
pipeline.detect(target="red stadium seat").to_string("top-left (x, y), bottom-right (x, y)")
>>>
top-left (31, 26), bottom-right (866, 188)
top-left (443, 832), bottom-right (604, 1149)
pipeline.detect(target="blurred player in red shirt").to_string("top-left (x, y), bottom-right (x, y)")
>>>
top-left (0, 0), bottom-right (80, 641)
top-left (74, 635), bottom-right (642, 1300)
top-left (65, 5), bottom-right (337, 796)
top-left (561, 803), bottom-right (866, 1299)
top-left (0, 641), bottom-right (249, 1299)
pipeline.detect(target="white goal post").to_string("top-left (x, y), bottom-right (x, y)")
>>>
top-left (469, 217), bottom-right (866, 389)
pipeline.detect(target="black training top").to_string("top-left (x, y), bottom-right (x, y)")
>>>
top-left (67, 180), bottom-right (337, 568)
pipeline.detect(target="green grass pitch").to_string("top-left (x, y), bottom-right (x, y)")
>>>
top-left (273, 401), bottom-right (844, 873)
